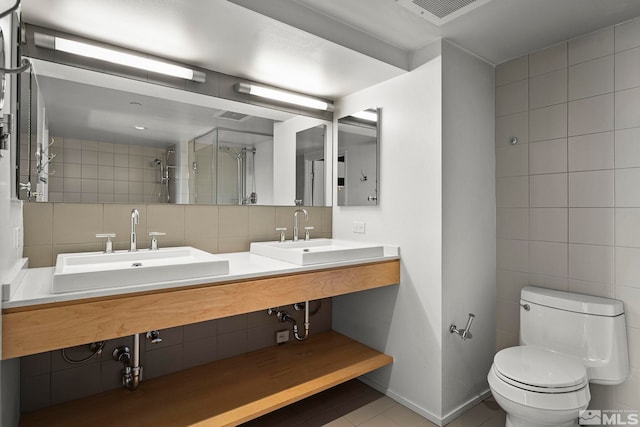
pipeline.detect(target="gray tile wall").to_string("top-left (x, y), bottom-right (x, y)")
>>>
top-left (44, 137), bottom-right (171, 204)
top-left (20, 302), bottom-right (333, 413)
top-left (22, 203), bottom-right (333, 267)
top-left (495, 17), bottom-right (640, 412)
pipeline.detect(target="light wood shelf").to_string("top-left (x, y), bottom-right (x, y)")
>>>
top-left (3, 260), bottom-right (400, 359)
top-left (19, 331), bottom-right (392, 427)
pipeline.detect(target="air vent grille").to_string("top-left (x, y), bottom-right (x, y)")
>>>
top-left (396, 0), bottom-right (493, 26)
top-left (213, 110), bottom-right (249, 121)
top-left (412, 0), bottom-right (476, 18)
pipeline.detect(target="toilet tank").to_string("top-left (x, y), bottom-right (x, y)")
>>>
top-left (519, 286), bottom-right (629, 385)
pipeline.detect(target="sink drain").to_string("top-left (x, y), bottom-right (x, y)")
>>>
top-left (131, 262), bottom-right (143, 267)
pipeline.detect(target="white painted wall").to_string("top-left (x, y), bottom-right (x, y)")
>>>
top-left (273, 116), bottom-right (332, 206)
top-left (332, 44), bottom-right (445, 421)
top-left (333, 41), bottom-right (495, 425)
top-left (0, 2), bottom-right (24, 425)
top-left (440, 41), bottom-right (496, 422)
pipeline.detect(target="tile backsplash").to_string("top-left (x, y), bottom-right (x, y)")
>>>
top-left (495, 17), bottom-right (640, 412)
top-left (23, 203), bottom-right (333, 267)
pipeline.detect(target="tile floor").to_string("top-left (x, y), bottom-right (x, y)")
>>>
top-left (241, 379), bottom-right (506, 427)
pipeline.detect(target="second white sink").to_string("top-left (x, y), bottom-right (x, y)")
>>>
top-left (52, 246), bottom-right (229, 293)
top-left (250, 238), bottom-right (385, 265)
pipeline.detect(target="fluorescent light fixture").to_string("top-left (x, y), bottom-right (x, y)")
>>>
top-left (134, 125), bottom-right (146, 130)
top-left (351, 110), bottom-right (378, 122)
top-left (234, 82), bottom-right (332, 111)
top-left (34, 33), bottom-right (205, 83)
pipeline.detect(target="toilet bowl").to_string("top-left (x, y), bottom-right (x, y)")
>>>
top-left (488, 346), bottom-right (590, 427)
top-left (488, 286), bottom-right (629, 427)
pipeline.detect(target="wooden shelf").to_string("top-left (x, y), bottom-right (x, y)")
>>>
top-left (3, 259), bottom-right (400, 359)
top-left (19, 331), bottom-right (392, 427)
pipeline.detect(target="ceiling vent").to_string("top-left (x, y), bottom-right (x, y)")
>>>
top-left (396, 0), bottom-right (494, 26)
top-left (213, 110), bottom-right (250, 121)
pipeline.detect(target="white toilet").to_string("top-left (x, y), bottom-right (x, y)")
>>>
top-left (488, 286), bottom-right (629, 427)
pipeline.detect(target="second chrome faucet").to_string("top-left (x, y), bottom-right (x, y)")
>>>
top-left (130, 208), bottom-right (139, 251)
top-left (292, 208), bottom-right (308, 242)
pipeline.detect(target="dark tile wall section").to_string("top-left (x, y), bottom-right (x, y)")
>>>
top-left (20, 299), bottom-right (332, 413)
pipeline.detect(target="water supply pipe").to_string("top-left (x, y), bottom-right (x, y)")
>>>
top-left (112, 333), bottom-right (142, 390)
top-left (293, 300), bottom-right (310, 341)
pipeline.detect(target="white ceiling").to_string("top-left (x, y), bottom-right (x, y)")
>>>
top-left (20, 0), bottom-right (640, 100)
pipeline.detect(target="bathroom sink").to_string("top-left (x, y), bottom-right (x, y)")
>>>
top-left (250, 238), bottom-right (385, 265)
top-left (52, 246), bottom-right (229, 293)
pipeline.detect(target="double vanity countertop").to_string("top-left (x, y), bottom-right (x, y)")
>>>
top-left (6, 244), bottom-right (400, 309)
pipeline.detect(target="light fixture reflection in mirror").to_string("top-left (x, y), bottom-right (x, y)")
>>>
top-left (337, 108), bottom-right (380, 206)
top-left (16, 58), bottom-right (333, 206)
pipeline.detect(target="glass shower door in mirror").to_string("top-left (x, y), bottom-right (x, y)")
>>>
top-left (296, 125), bottom-right (326, 206)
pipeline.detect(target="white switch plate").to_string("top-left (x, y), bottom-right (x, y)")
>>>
top-left (352, 221), bottom-right (366, 233)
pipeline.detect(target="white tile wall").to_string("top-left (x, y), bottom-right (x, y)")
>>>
top-left (496, 112), bottom-right (528, 147)
top-left (615, 128), bottom-right (640, 168)
top-left (615, 18), bottom-right (640, 52)
top-left (529, 241), bottom-right (567, 277)
top-left (530, 173), bottom-right (567, 207)
top-left (496, 80), bottom-right (528, 116)
top-left (496, 16), bottom-right (640, 410)
top-left (568, 208), bottom-right (614, 245)
top-left (529, 68), bottom-right (567, 109)
top-left (568, 244), bottom-right (615, 284)
top-left (568, 170), bottom-right (614, 207)
top-left (530, 208), bottom-right (567, 242)
top-left (615, 208), bottom-right (640, 247)
top-left (568, 93), bottom-right (614, 136)
top-left (495, 56), bottom-right (528, 86)
top-left (568, 55), bottom-right (614, 100)
top-left (568, 132), bottom-right (614, 171)
top-left (569, 27), bottom-right (614, 65)
top-left (615, 168), bottom-right (640, 207)
top-left (529, 104), bottom-right (567, 142)
top-left (496, 176), bottom-right (529, 207)
top-left (46, 137), bottom-right (170, 203)
top-left (529, 43), bottom-right (567, 76)
top-left (615, 86), bottom-right (640, 129)
top-left (615, 47), bottom-right (640, 90)
top-left (529, 139), bottom-right (567, 174)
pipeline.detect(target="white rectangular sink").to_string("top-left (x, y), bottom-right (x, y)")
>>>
top-left (52, 246), bottom-right (229, 293)
top-left (250, 238), bottom-right (385, 265)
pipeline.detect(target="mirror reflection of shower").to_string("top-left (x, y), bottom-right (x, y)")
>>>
top-left (218, 145), bottom-right (257, 205)
top-left (189, 128), bottom-right (272, 205)
top-left (154, 148), bottom-right (176, 203)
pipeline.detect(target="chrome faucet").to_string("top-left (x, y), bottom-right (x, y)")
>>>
top-left (292, 208), bottom-right (308, 242)
top-left (130, 209), bottom-right (139, 251)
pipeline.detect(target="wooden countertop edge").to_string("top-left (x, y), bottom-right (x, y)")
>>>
top-left (4, 258), bottom-right (400, 314)
top-left (3, 260), bottom-right (400, 359)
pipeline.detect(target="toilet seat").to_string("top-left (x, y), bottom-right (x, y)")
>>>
top-left (493, 346), bottom-right (588, 393)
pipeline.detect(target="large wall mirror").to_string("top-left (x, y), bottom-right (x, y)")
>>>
top-left (17, 58), bottom-right (333, 206)
top-left (337, 108), bottom-right (380, 206)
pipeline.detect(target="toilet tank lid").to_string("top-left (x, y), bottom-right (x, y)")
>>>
top-left (521, 286), bottom-right (624, 316)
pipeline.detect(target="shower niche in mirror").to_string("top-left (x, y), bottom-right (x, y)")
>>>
top-left (337, 108), bottom-right (380, 206)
